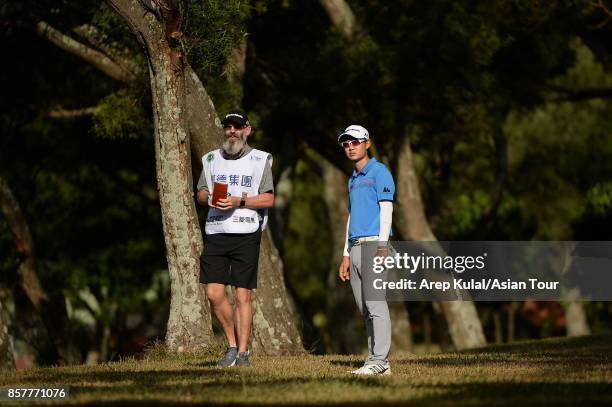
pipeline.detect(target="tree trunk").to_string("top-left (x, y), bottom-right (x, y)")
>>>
top-left (432, 302), bottom-right (454, 352)
top-left (396, 137), bottom-right (486, 350)
top-left (52, 0), bottom-right (298, 352)
top-left (106, 0), bottom-right (213, 352)
top-left (319, 0), bottom-right (357, 40)
top-left (566, 301), bottom-right (591, 337)
top-left (321, 158), bottom-right (363, 354)
top-left (0, 287), bottom-right (15, 370)
top-left (250, 229), bottom-right (304, 355)
top-left (389, 303), bottom-right (413, 353)
top-left (0, 175), bottom-right (78, 363)
top-left (423, 312), bottom-right (432, 352)
top-left (271, 166), bottom-right (293, 248)
top-left (0, 176), bottom-right (44, 309)
top-left (184, 67), bottom-right (224, 161)
top-left (507, 302), bottom-right (517, 343)
top-left (493, 310), bottom-right (502, 344)
top-left (560, 245), bottom-right (591, 337)
top-left (149, 25), bottom-right (213, 353)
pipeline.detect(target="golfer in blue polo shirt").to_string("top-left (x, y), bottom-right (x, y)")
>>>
top-left (337, 124), bottom-right (394, 375)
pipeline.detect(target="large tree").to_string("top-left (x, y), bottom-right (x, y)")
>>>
top-left (31, 1), bottom-right (305, 354)
top-left (102, 0), bottom-right (303, 353)
top-left (103, 0), bottom-right (212, 352)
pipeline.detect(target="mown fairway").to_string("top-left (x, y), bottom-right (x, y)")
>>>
top-left (1, 335), bottom-right (611, 405)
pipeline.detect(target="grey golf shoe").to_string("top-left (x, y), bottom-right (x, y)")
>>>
top-left (235, 351), bottom-right (249, 366)
top-left (217, 347), bottom-right (238, 367)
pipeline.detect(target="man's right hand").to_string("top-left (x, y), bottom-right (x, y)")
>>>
top-left (338, 256), bottom-right (350, 282)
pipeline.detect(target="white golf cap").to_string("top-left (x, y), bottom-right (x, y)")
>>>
top-left (337, 125), bottom-right (370, 142)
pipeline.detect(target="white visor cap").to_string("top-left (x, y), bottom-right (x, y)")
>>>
top-left (338, 125), bottom-right (370, 142)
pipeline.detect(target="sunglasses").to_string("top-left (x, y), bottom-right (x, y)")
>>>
top-left (339, 139), bottom-right (366, 148)
top-left (223, 123), bottom-right (245, 130)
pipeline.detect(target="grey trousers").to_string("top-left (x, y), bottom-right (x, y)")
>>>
top-left (349, 243), bottom-right (391, 364)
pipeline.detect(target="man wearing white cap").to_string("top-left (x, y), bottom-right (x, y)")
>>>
top-left (337, 125), bottom-right (395, 375)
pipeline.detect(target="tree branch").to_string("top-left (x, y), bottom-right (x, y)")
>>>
top-left (585, 0), bottom-right (612, 28)
top-left (36, 21), bottom-right (136, 83)
top-left (319, 0), bottom-right (357, 41)
top-left (38, 15), bottom-right (220, 162)
top-left (547, 84), bottom-right (612, 101)
top-left (184, 65), bottom-right (224, 161)
top-left (589, 0), bottom-right (612, 18)
top-left (47, 106), bottom-right (99, 119)
top-left (73, 24), bottom-right (142, 77)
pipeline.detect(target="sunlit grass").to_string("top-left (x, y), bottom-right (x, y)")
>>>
top-left (1, 335), bottom-right (611, 405)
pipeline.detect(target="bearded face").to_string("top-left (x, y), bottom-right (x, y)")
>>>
top-left (222, 123), bottom-right (250, 156)
top-left (222, 131), bottom-right (248, 155)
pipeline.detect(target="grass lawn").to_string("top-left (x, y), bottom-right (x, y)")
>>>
top-left (1, 334), bottom-right (611, 405)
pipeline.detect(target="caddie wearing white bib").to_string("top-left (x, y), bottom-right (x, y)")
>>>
top-left (196, 110), bottom-right (275, 367)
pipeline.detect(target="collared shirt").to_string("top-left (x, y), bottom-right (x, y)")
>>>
top-left (347, 157), bottom-right (395, 240)
top-left (196, 143), bottom-right (274, 193)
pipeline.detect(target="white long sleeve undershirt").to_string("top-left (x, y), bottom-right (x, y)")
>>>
top-left (343, 214), bottom-right (351, 256)
top-left (378, 201), bottom-right (393, 246)
top-left (342, 201), bottom-right (393, 256)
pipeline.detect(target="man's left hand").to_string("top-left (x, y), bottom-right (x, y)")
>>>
top-left (215, 196), bottom-right (240, 210)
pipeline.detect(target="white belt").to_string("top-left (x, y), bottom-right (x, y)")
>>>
top-left (349, 236), bottom-right (378, 246)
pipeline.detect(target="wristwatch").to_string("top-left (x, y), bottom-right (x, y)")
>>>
top-left (239, 193), bottom-right (247, 208)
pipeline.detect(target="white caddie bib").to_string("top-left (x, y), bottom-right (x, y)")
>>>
top-left (202, 148), bottom-right (272, 234)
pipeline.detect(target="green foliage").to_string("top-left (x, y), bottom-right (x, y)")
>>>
top-left (3, 0), bottom-right (612, 356)
top-left (0, 34), bottom-right (167, 355)
top-left (242, 0), bottom-right (612, 343)
top-left (184, 1), bottom-right (254, 113)
top-left (91, 3), bottom-right (140, 54)
top-left (184, 0), bottom-right (250, 74)
top-left (501, 40), bottom-right (612, 239)
top-left (283, 157), bottom-right (332, 312)
top-left (444, 191), bottom-right (491, 238)
top-left (573, 181), bottom-right (612, 240)
top-left (92, 89), bottom-right (150, 140)
top-left (585, 182), bottom-right (612, 216)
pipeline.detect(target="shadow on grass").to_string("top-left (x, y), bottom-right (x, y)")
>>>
top-left (7, 366), bottom-right (390, 388)
top-left (329, 360), bottom-right (363, 368)
top-left (414, 381), bottom-right (612, 406)
top-left (460, 334), bottom-right (612, 357)
top-left (47, 380), bottom-right (612, 406)
top-left (2, 335), bottom-right (611, 405)
top-left (14, 363), bottom-right (612, 404)
top-left (395, 354), bottom-right (609, 366)
top-left (195, 361), bottom-right (217, 367)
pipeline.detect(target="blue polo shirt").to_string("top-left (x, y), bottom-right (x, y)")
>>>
top-left (348, 157), bottom-right (395, 239)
